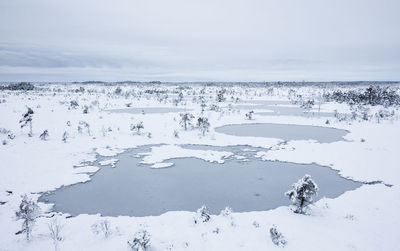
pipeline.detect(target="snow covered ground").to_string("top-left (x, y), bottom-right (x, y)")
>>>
top-left (0, 82), bottom-right (399, 250)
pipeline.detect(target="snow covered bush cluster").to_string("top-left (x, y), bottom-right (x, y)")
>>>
top-left (0, 82), bottom-right (34, 91)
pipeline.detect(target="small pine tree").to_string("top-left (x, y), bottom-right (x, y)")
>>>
top-left (62, 131), bottom-right (68, 143)
top-left (130, 122), bottom-right (144, 135)
top-left (16, 195), bottom-right (40, 241)
top-left (300, 99), bottom-right (314, 113)
top-left (197, 117), bottom-right (210, 136)
top-left (216, 89), bottom-right (226, 102)
top-left (220, 206), bottom-right (232, 217)
top-left (83, 105), bottom-right (89, 114)
top-left (245, 110), bottom-right (254, 120)
top-left (285, 174), bottom-right (318, 214)
top-left (127, 229), bottom-right (150, 251)
top-left (194, 205), bottom-right (211, 224)
top-left (48, 217), bottom-right (63, 251)
top-left (39, 130), bottom-right (49, 140)
top-left (179, 113), bottom-right (194, 130)
top-left (70, 100), bottom-right (79, 109)
top-left (19, 107), bottom-right (34, 137)
top-left (115, 87), bottom-right (122, 95)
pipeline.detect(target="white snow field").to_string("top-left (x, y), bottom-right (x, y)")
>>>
top-left (0, 82), bottom-right (399, 251)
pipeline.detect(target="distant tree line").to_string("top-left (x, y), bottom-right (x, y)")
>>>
top-left (0, 82), bottom-right (34, 91)
top-left (323, 86), bottom-right (400, 107)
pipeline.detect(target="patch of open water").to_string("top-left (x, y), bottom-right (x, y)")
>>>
top-left (40, 145), bottom-right (361, 217)
top-left (215, 123), bottom-right (348, 143)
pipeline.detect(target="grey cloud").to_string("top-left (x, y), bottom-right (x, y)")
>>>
top-left (0, 0), bottom-right (399, 81)
top-left (0, 44), bottom-right (160, 69)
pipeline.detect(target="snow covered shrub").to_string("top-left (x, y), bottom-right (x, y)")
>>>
top-left (91, 220), bottom-right (112, 238)
top-left (0, 128), bottom-right (15, 140)
top-left (127, 229), bottom-right (151, 251)
top-left (220, 206), bottom-right (232, 217)
top-left (39, 130), bottom-right (49, 140)
top-left (173, 91), bottom-right (184, 105)
top-left (78, 121), bottom-right (91, 135)
top-left (197, 117), bottom-right (210, 135)
top-left (216, 89), bottom-right (226, 102)
top-left (200, 101), bottom-right (207, 112)
top-left (62, 131), bottom-right (68, 142)
top-left (19, 107), bottom-right (34, 137)
top-left (179, 113), bottom-right (194, 130)
top-left (101, 126), bottom-right (113, 137)
top-left (345, 214), bottom-right (356, 220)
top-left (8, 132), bottom-right (15, 139)
top-left (285, 174), bottom-right (318, 214)
top-left (374, 109), bottom-right (395, 123)
top-left (130, 122), bottom-right (144, 134)
top-left (16, 195), bottom-right (40, 241)
top-left (82, 105), bottom-right (89, 114)
top-left (194, 205), bottom-right (211, 224)
top-left (300, 99), bottom-right (314, 113)
top-left (48, 217), bottom-right (63, 251)
top-left (69, 100), bottom-right (79, 109)
top-left (269, 225), bottom-right (287, 247)
top-left (114, 87), bottom-right (122, 95)
top-left (212, 227), bottom-right (221, 234)
top-left (245, 110), bottom-right (254, 120)
top-left (209, 104), bottom-right (221, 112)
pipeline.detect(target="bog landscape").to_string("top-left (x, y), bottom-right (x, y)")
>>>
top-left (1, 0), bottom-right (399, 250)
top-left (0, 81), bottom-right (399, 250)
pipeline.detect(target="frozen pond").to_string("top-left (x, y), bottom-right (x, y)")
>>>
top-left (235, 103), bottom-right (335, 117)
top-left (108, 107), bottom-right (189, 114)
top-left (215, 123), bottom-right (348, 143)
top-left (40, 145), bottom-right (361, 217)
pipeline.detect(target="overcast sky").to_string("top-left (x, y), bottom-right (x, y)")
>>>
top-left (0, 0), bottom-right (399, 82)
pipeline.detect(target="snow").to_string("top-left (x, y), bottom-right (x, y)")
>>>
top-left (98, 159), bottom-right (118, 168)
top-left (73, 166), bottom-right (99, 174)
top-left (140, 144), bottom-right (233, 165)
top-left (151, 162), bottom-right (174, 169)
top-left (0, 83), bottom-right (399, 250)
